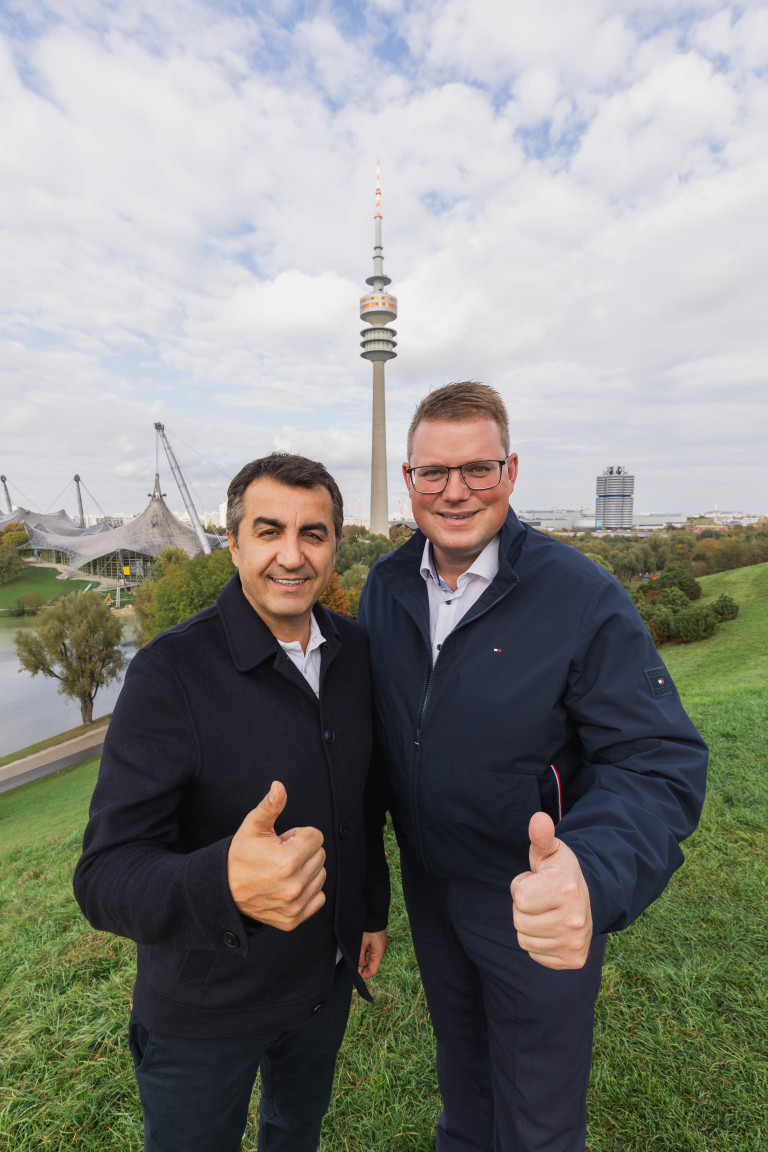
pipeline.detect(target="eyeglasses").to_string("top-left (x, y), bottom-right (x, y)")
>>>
top-left (405, 459), bottom-right (508, 494)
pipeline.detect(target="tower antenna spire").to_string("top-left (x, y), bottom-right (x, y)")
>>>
top-left (360, 163), bottom-right (397, 537)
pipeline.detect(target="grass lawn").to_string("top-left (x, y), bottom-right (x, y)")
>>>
top-left (0, 564), bottom-right (96, 611)
top-left (0, 565), bottom-right (766, 1150)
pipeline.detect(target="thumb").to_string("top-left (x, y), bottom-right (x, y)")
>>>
top-left (528, 811), bottom-right (558, 870)
top-left (247, 780), bottom-right (287, 837)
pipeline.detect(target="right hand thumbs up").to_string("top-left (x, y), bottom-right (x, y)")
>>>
top-left (227, 781), bottom-right (326, 931)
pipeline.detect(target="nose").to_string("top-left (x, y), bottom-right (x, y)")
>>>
top-left (275, 534), bottom-right (305, 569)
top-left (442, 467), bottom-right (470, 500)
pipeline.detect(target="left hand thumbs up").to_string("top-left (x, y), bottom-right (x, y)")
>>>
top-left (510, 812), bottom-right (593, 970)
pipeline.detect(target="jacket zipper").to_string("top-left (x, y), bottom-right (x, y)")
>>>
top-left (412, 577), bottom-right (519, 869)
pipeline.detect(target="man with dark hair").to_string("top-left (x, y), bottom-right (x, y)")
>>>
top-left (358, 383), bottom-right (706, 1152)
top-left (75, 452), bottom-right (389, 1152)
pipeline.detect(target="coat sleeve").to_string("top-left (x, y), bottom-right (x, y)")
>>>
top-left (73, 644), bottom-right (250, 953)
top-left (556, 578), bottom-right (708, 935)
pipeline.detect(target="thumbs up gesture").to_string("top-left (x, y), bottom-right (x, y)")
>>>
top-left (227, 781), bottom-right (326, 931)
top-left (510, 812), bottom-right (593, 970)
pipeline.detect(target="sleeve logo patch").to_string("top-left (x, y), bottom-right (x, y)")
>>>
top-left (645, 665), bottom-right (674, 699)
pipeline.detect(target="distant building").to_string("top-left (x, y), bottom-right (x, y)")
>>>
top-left (596, 465), bottom-right (634, 529)
top-left (633, 513), bottom-right (686, 529)
top-left (518, 509), bottom-right (595, 532)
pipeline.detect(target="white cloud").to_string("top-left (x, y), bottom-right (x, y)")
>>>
top-left (0, 0), bottom-right (766, 521)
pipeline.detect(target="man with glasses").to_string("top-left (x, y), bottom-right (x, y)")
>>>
top-left (358, 382), bottom-right (706, 1152)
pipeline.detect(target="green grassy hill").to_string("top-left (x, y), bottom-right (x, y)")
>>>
top-left (0, 564), bottom-right (94, 610)
top-left (1, 565), bottom-right (766, 1151)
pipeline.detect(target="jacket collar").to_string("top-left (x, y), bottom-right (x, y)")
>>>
top-left (216, 574), bottom-right (342, 674)
top-left (374, 508), bottom-right (528, 636)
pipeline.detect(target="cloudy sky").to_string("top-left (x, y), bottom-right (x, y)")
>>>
top-left (1, 0), bottom-right (766, 524)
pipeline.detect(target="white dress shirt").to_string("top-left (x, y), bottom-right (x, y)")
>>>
top-left (419, 536), bottom-right (501, 664)
top-left (278, 612), bottom-right (325, 696)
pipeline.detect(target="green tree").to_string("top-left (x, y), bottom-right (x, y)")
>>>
top-left (0, 521), bottom-right (30, 550)
top-left (15, 592), bottom-right (126, 724)
top-left (149, 548), bottom-right (235, 639)
top-left (0, 543), bottom-right (24, 584)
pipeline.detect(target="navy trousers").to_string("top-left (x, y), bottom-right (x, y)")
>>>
top-left (400, 853), bottom-right (606, 1152)
top-left (128, 962), bottom-right (353, 1152)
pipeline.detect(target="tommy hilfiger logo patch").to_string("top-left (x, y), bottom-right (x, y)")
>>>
top-left (645, 665), bottom-right (674, 698)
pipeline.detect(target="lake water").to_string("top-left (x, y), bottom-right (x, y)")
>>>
top-left (0, 616), bottom-right (136, 758)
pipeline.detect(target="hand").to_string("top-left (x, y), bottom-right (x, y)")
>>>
top-left (227, 781), bottom-right (326, 931)
top-left (510, 812), bottom-right (593, 970)
top-left (358, 930), bottom-right (387, 979)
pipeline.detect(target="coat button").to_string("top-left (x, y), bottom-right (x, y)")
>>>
top-left (312, 1003), bottom-right (324, 1015)
top-left (323, 729), bottom-right (335, 743)
top-left (223, 931), bottom-right (239, 949)
top-left (338, 824), bottom-right (349, 840)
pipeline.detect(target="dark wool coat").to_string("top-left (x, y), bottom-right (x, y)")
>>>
top-left (357, 508), bottom-right (707, 937)
top-left (74, 576), bottom-right (390, 1039)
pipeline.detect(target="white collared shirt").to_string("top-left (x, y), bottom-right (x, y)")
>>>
top-left (278, 612), bottom-right (325, 696)
top-left (420, 536), bottom-right (501, 664)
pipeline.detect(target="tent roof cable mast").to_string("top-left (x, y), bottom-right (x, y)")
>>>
top-left (154, 423), bottom-right (211, 555)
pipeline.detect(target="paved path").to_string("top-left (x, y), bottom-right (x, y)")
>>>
top-left (0, 723), bottom-right (109, 794)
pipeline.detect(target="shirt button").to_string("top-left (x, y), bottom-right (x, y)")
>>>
top-left (338, 824), bottom-right (349, 840)
top-left (223, 931), bottom-right (239, 949)
top-left (323, 729), bottom-right (335, 743)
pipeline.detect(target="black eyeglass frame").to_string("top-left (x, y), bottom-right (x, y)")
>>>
top-left (405, 459), bottom-right (509, 494)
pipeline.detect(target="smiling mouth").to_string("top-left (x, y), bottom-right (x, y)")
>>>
top-left (439, 511), bottom-right (477, 520)
top-left (270, 577), bottom-right (309, 585)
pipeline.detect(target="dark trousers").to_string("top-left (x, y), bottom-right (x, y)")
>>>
top-left (128, 962), bottom-right (353, 1152)
top-left (400, 853), bottom-right (606, 1152)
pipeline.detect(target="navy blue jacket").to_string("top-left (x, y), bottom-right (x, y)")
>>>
top-left (357, 510), bottom-right (707, 937)
top-left (74, 576), bottom-right (390, 1039)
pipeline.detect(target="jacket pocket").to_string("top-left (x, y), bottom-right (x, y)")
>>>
top-left (176, 948), bottom-right (218, 986)
top-left (537, 763), bottom-right (563, 823)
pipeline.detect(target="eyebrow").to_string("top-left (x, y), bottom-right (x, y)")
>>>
top-left (249, 516), bottom-right (330, 537)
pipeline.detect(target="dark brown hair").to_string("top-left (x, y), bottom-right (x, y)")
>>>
top-left (226, 453), bottom-right (343, 543)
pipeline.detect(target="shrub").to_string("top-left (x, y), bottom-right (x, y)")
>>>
top-left (656, 588), bottom-right (690, 615)
top-left (639, 605), bottom-right (675, 646)
top-left (657, 567), bottom-right (702, 601)
top-left (712, 594), bottom-right (739, 622)
top-left (670, 606), bottom-right (717, 643)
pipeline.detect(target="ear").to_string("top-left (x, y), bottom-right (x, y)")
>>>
top-left (402, 462), bottom-right (411, 488)
top-left (506, 454), bottom-right (519, 493)
top-left (227, 531), bottom-right (240, 568)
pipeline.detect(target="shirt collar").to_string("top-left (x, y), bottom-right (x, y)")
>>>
top-left (419, 535), bottom-right (501, 590)
top-left (279, 611), bottom-right (326, 656)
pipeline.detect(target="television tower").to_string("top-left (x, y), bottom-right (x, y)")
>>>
top-left (360, 162), bottom-right (397, 537)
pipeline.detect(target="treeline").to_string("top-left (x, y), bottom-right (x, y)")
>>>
top-left (551, 523), bottom-right (768, 584)
top-left (134, 519), bottom-right (762, 648)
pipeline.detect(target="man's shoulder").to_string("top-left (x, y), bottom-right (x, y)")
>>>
top-left (519, 526), bottom-right (619, 589)
top-left (140, 602), bottom-right (223, 663)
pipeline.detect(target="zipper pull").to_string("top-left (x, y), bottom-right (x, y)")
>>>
top-left (414, 728), bottom-right (421, 747)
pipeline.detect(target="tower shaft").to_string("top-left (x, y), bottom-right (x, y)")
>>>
top-left (370, 361), bottom-right (388, 536)
top-left (360, 163), bottom-right (397, 538)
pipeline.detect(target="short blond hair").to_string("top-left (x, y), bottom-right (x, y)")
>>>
top-left (407, 381), bottom-right (510, 458)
